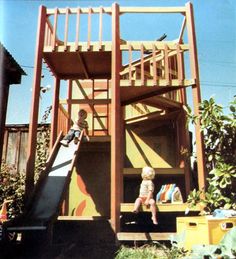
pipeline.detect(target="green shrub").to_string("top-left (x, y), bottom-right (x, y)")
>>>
top-left (185, 97), bottom-right (236, 213)
top-left (0, 162), bottom-right (25, 218)
top-left (34, 105), bottom-right (51, 183)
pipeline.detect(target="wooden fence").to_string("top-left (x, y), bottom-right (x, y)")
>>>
top-left (1, 124), bottom-right (50, 173)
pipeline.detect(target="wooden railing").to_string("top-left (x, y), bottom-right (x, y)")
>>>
top-left (57, 104), bottom-right (70, 135)
top-left (120, 42), bottom-right (189, 103)
top-left (43, 4), bottom-right (192, 105)
top-left (44, 7), bottom-right (113, 50)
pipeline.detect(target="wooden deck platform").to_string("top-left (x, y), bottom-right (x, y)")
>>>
top-left (121, 203), bottom-right (200, 213)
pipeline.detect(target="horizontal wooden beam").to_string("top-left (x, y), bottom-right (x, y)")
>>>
top-left (120, 203), bottom-right (200, 212)
top-left (123, 167), bottom-right (184, 175)
top-left (44, 42), bottom-right (112, 52)
top-left (57, 216), bottom-right (108, 221)
top-left (60, 99), bottom-right (111, 105)
top-left (44, 42), bottom-right (188, 53)
top-left (47, 7), bottom-right (112, 15)
top-left (120, 6), bottom-right (186, 14)
top-left (46, 6), bottom-right (186, 16)
top-left (117, 232), bottom-right (175, 241)
top-left (120, 79), bottom-right (195, 87)
top-left (121, 42), bottom-right (189, 51)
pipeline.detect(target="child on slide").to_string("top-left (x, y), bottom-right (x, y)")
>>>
top-left (60, 109), bottom-right (90, 147)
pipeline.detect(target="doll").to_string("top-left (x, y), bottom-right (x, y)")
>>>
top-left (133, 166), bottom-right (158, 225)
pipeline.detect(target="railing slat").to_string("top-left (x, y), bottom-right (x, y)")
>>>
top-left (64, 7), bottom-right (69, 51)
top-left (87, 7), bottom-right (92, 50)
top-left (128, 44), bottom-right (132, 85)
top-left (99, 7), bottom-right (103, 50)
top-left (164, 44), bottom-right (170, 85)
top-left (52, 8), bottom-right (58, 51)
top-left (75, 8), bottom-right (81, 51)
top-left (140, 44), bottom-right (144, 85)
top-left (152, 44), bottom-right (157, 86)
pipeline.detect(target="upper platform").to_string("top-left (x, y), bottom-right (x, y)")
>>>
top-left (43, 42), bottom-right (112, 80)
top-left (40, 4), bottom-right (196, 95)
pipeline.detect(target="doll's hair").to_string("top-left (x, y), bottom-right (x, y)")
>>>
top-left (78, 109), bottom-right (87, 118)
top-left (141, 166), bottom-right (155, 180)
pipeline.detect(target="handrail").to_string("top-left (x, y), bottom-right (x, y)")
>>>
top-left (45, 6), bottom-right (186, 15)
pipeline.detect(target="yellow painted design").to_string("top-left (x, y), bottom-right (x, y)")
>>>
top-left (69, 168), bottom-right (101, 216)
top-left (126, 130), bottom-right (172, 168)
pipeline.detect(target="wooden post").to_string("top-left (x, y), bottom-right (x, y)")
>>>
top-left (111, 2), bottom-right (121, 232)
top-left (50, 77), bottom-right (60, 150)
top-left (0, 79), bottom-right (9, 171)
top-left (25, 6), bottom-right (46, 202)
top-left (177, 111), bottom-right (192, 196)
top-left (67, 80), bottom-right (72, 132)
top-left (185, 2), bottom-right (206, 190)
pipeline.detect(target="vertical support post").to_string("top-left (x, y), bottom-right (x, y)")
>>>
top-left (25, 6), bottom-right (46, 202)
top-left (177, 112), bottom-right (192, 196)
top-left (50, 77), bottom-right (60, 150)
top-left (120, 107), bottom-right (125, 203)
top-left (15, 131), bottom-right (22, 172)
top-left (111, 2), bottom-right (121, 233)
top-left (185, 2), bottom-right (206, 189)
top-left (67, 80), bottom-right (72, 132)
top-left (2, 130), bottom-right (9, 162)
top-left (0, 79), bottom-right (9, 171)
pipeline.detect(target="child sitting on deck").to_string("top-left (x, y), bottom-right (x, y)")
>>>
top-left (133, 166), bottom-right (158, 225)
top-left (60, 109), bottom-right (90, 147)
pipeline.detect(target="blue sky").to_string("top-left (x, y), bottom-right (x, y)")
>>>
top-left (0, 0), bottom-right (235, 124)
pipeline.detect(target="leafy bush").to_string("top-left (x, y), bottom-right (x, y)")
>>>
top-left (0, 106), bottom-right (52, 218)
top-left (34, 106), bottom-right (51, 183)
top-left (0, 162), bottom-right (25, 218)
top-left (185, 97), bottom-right (236, 213)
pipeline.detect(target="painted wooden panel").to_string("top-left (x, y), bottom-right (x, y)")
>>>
top-left (68, 142), bottom-right (111, 217)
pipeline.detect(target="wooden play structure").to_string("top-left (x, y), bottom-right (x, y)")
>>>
top-left (21, 2), bottom-right (206, 240)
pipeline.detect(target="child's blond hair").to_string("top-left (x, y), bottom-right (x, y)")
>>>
top-left (141, 166), bottom-right (155, 180)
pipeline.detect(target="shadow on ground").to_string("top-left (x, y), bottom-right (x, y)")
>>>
top-left (0, 220), bottom-right (119, 259)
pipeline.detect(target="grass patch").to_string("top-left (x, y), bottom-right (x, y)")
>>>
top-left (115, 242), bottom-right (187, 259)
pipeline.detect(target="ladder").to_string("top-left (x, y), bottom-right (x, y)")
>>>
top-left (91, 80), bottom-right (110, 136)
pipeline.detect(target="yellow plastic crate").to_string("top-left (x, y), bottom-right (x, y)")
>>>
top-left (176, 216), bottom-right (236, 250)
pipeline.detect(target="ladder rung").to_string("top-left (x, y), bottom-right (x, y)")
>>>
top-left (93, 129), bottom-right (108, 131)
top-left (93, 88), bottom-right (108, 92)
top-left (93, 115), bottom-right (108, 118)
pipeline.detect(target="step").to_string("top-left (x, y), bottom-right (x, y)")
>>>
top-left (117, 232), bottom-right (175, 241)
top-left (121, 203), bottom-right (200, 213)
